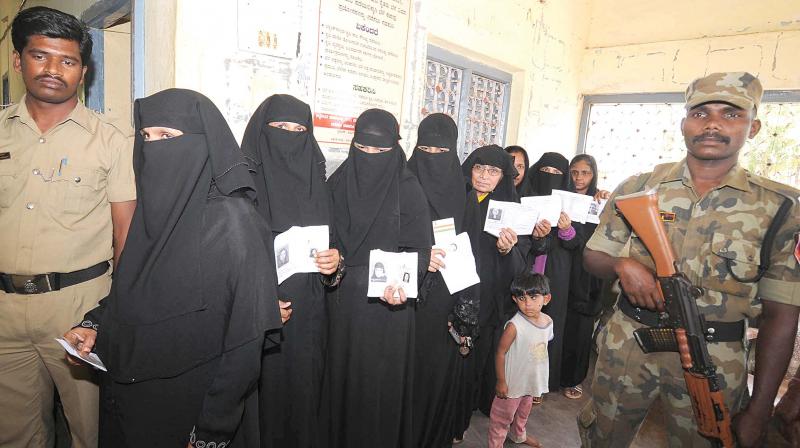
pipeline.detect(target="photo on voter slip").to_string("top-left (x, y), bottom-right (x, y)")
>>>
top-left (367, 249), bottom-right (418, 299)
top-left (273, 225), bottom-right (329, 284)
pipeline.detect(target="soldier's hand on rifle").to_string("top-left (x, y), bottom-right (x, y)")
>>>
top-left (732, 407), bottom-right (769, 448)
top-left (613, 258), bottom-right (665, 312)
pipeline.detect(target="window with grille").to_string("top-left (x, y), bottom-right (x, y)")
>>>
top-left (577, 92), bottom-right (800, 192)
top-left (423, 47), bottom-right (511, 161)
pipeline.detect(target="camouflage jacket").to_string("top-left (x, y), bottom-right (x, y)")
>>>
top-left (587, 159), bottom-right (800, 322)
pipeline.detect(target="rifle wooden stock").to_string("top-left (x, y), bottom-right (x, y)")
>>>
top-left (616, 190), bottom-right (735, 448)
top-left (615, 190), bottom-right (677, 277)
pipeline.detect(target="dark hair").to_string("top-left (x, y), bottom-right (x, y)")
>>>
top-left (510, 272), bottom-right (550, 298)
top-left (569, 153), bottom-right (599, 196)
top-left (12, 6), bottom-right (92, 65)
top-left (505, 145), bottom-right (526, 157)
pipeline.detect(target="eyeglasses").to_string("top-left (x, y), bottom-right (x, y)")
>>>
top-left (472, 164), bottom-right (502, 177)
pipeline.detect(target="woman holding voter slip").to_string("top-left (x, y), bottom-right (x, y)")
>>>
top-left (559, 154), bottom-right (609, 400)
top-left (455, 145), bottom-right (530, 441)
top-left (320, 109), bottom-right (432, 448)
top-left (241, 94), bottom-right (340, 448)
top-left (62, 89), bottom-right (283, 447)
top-left (522, 152), bottom-right (580, 395)
top-left (408, 114), bottom-right (483, 447)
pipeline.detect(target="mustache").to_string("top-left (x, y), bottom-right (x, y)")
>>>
top-left (693, 132), bottom-right (730, 144)
top-left (35, 74), bottom-right (66, 87)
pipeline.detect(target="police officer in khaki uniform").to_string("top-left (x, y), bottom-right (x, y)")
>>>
top-left (0, 7), bottom-right (136, 447)
top-left (578, 72), bottom-right (800, 447)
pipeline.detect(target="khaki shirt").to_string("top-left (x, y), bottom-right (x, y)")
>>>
top-left (0, 97), bottom-right (136, 275)
top-left (587, 159), bottom-right (800, 321)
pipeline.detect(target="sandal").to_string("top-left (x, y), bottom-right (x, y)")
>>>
top-left (452, 436), bottom-right (464, 445)
top-left (531, 395), bottom-right (543, 405)
top-left (563, 386), bottom-right (582, 400)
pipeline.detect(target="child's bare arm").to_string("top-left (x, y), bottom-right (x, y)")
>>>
top-left (495, 322), bottom-right (517, 398)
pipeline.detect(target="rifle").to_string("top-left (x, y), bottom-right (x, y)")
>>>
top-left (615, 189), bottom-right (735, 448)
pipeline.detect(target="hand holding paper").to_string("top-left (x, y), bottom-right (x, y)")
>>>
top-left (435, 232), bottom-right (480, 294)
top-left (274, 225), bottom-right (330, 284)
top-left (367, 249), bottom-right (419, 300)
top-left (483, 200), bottom-right (539, 237)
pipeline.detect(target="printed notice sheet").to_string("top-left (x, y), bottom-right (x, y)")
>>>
top-left (274, 225), bottom-right (329, 284)
top-left (56, 338), bottom-right (107, 371)
top-left (434, 232), bottom-right (480, 294)
top-left (367, 249), bottom-right (419, 299)
top-left (520, 195), bottom-right (562, 226)
top-left (586, 198), bottom-right (608, 224)
top-left (483, 200), bottom-right (539, 237)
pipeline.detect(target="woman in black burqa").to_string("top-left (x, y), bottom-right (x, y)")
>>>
top-left (63, 89), bottom-right (283, 447)
top-left (320, 109), bottom-right (432, 448)
top-left (455, 145), bottom-right (530, 441)
top-left (407, 114), bottom-right (482, 447)
top-left (241, 94), bottom-right (342, 448)
top-left (522, 152), bottom-right (581, 395)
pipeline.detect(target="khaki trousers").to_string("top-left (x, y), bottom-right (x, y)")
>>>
top-left (0, 271), bottom-right (110, 448)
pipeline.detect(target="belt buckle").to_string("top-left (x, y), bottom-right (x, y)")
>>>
top-left (11, 274), bottom-right (52, 294)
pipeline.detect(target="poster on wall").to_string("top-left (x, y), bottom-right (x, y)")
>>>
top-left (237, 0), bottom-right (302, 59)
top-left (313, 0), bottom-right (412, 151)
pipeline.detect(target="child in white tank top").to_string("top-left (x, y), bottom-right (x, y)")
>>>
top-left (488, 273), bottom-right (553, 448)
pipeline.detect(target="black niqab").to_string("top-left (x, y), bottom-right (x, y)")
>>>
top-left (524, 151), bottom-right (569, 196)
top-left (329, 109), bottom-right (428, 265)
top-left (97, 89), bottom-right (279, 381)
top-left (241, 94), bottom-right (329, 231)
top-left (407, 113), bottom-right (465, 227)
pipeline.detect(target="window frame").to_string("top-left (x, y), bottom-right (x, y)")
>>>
top-left (576, 90), bottom-right (800, 154)
top-left (426, 45), bottom-right (512, 161)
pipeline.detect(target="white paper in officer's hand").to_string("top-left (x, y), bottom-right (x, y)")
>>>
top-left (552, 189), bottom-right (593, 224)
top-left (274, 225), bottom-right (330, 284)
top-left (483, 200), bottom-right (539, 237)
top-left (435, 232), bottom-right (480, 294)
top-left (585, 198), bottom-right (607, 224)
top-left (521, 195), bottom-right (562, 226)
top-left (367, 249), bottom-right (418, 299)
top-left (55, 338), bottom-right (107, 371)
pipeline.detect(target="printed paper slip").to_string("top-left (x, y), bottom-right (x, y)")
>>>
top-left (552, 190), bottom-right (593, 224)
top-left (56, 338), bottom-right (107, 371)
top-left (520, 195), bottom-right (562, 226)
top-left (483, 199), bottom-right (539, 238)
top-left (434, 232), bottom-right (480, 294)
top-left (586, 198), bottom-right (608, 225)
top-left (367, 249), bottom-right (419, 299)
top-left (274, 225), bottom-right (329, 284)
top-left (432, 217), bottom-right (457, 245)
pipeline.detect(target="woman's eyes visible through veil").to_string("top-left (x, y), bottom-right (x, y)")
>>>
top-left (268, 121), bottom-right (307, 132)
top-left (140, 127), bottom-right (185, 141)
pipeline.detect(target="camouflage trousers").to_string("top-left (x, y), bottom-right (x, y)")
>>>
top-left (578, 309), bottom-right (749, 447)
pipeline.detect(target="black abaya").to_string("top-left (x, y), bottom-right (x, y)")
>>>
top-left (408, 114), bottom-right (481, 448)
top-left (321, 109), bottom-right (431, 448)
top-left (88, 89), bottom-right (282, 447)
top-left (524, 152), bottom-right (579, 392)
top-left (241, 94), bottom-right (331, 448)
top-left (456, 145), bottom-right (530, 434)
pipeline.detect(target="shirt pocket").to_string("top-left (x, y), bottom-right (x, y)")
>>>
top-left (703, 232), bottom-right (761, 296)
top-left (0, 161), bottom-right (21, 209)
top-left (46, 167), bottom-right (104, 216)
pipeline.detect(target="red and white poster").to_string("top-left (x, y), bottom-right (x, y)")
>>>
top-left (313, 0), bottom-right (412, 147)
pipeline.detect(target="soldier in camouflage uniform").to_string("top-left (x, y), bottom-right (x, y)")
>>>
top-left (577, 72), bottom-right (800, 447)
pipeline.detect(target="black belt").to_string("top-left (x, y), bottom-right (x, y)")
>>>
top-left (0, 261), bottom-right (110, 295)
top-left (618, 293), bottom-right (745, 343)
